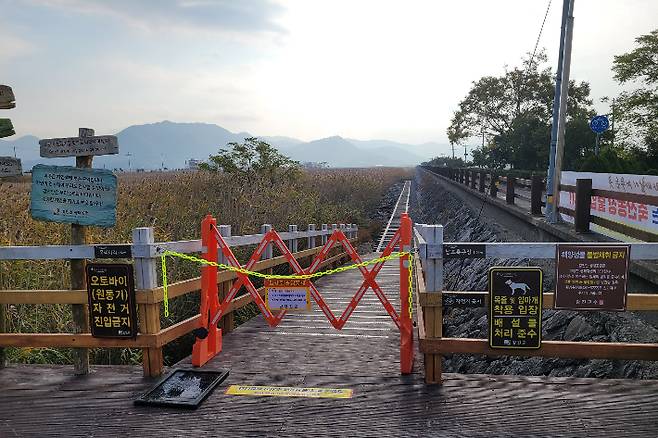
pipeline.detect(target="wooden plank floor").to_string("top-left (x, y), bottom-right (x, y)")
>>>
top-left (2, 253), bottom-right (658, 437)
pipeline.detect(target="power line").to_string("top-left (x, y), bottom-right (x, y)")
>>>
top-left (528, 0), bottom-right (553, 70)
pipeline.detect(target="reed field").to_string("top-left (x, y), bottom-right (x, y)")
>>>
top-left (0, 167), bottom-right (411, 365)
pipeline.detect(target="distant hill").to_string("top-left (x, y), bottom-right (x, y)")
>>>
top-left (281, 136), bottom-right (425, 167)
top-left (0, 121), bottom-right (450, 170)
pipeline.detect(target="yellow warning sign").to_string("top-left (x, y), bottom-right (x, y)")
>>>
top-left (225, 385), bottom-right (353, 399)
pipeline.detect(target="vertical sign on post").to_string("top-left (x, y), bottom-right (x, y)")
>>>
top-left (489, 267), bottom-right (543, 349)
top-left (31, 128), bottom-right (120, 375)
top-left (555, 244), bottom-right (630, 311)
top-left (86, 263), bottom-right (137, 338)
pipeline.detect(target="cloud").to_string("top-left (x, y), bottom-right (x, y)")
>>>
top-left (0, 30), bottom-right (35, 60)
top-left (30, 0), bottom-right (285, 35)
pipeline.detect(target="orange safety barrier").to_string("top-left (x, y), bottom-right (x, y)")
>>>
top-left (192, 213), bottom-right (414, 374)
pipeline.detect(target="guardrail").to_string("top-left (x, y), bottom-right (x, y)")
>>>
top-left (426, 166), bottom-right (546, 215)
top-left (413, 223), bottom-right (658, 384)
top-left (0, 223), bottom-right (359, 376)
top-left (423, 166), bottom-right (658, 242)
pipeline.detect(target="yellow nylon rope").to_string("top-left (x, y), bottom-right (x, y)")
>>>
top-left (159, 250), bottom-right (414, 320)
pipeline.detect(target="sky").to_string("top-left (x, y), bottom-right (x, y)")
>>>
top-left (1, 0), bottom-right (656, 145)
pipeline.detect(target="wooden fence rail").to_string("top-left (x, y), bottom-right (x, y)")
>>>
top-left (425, 166), bottom-right (658, 242)
top-left (0, 223), bottom-right (359, 376)
top-left (413, 225), bottom-right (658, 384)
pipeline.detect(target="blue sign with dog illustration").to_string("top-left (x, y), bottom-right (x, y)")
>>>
top-left (30, 164), bottom-right (117, 227)
top-left (489, 267), bottom-right (543, 349)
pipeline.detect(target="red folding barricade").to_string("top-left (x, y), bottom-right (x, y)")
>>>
top-left (191, 213), bottom-right (415, 374)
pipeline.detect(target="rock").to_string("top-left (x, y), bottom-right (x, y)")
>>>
top-left (564, 316), bottom-right (595, 341)
top-left (413, 168), bottom-right (658, 380)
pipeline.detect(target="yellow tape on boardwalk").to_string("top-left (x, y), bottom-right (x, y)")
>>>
top-left (160, 250), bottom-right (413, 318)
top-left (225, 385), bottom-right (353, 399)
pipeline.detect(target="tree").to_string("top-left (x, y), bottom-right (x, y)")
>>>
top-left (447, 51), bottom-right (595, 170)
top-left (423, 156), bottom-right (465, 167)
top-left (611, 28), bottom-right (658, 171)
top-left (200, 137), bottom-right (301, 185)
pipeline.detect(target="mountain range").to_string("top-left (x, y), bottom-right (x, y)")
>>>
top-left (0, 121), bottom-right (450, 170)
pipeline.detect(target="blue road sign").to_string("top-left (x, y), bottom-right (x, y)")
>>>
top-left (590, 115), bottom-right (610, 134)
top-left (30, 164), bottom-right (117, 227)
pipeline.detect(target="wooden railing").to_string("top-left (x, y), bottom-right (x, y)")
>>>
top-left (424, 166), bottom-right (658, 242)
top-left (413, 224), bottom-right (658, 384)
top-left (0, 223), bottom-right (359, 376)
top-left (426, 166), bottom-right (546, 215)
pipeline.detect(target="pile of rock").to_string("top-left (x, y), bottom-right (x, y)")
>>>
top-left (414, 169), bottom-right (658, 379)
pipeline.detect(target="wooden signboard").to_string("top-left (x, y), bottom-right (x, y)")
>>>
top-left (443, 243), bottom-right (486, 259)
top-left (86, 263), bottom-right (137, 338)
top-left (555, 244), bottom-right (630, 311)
top-left (265, 278), bottom-right (311, 311)
top-left (489, 267), bottom-right (542, 349)
top-left (30, 164), bottom-right (117, 227)
top-left (39, 135), bottom-right (119, 158)
top-left (0, 85), bottom-right (15, 109)
top-left (0, 119), bottom-right (14, 138)
top-left (0, 156), bottom-right (21, 178)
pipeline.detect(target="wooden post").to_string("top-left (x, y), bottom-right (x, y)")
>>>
top-left (575, 178), bottom-right (592, 233)
top-left (0, 299), bottom-right (5, 368)
top-left (489, 172), bottom-right (498, 198)
top-left (531, 174), bottom-right (543, 216)
top-left (419, 224), bottom-right (444, 384)
top-left (288, 225), bottom-right (298, 253)
top-left (307, 224), bottom-right (316, 249)
top-left (506, 175), bottom-right (516, 205)
top-left (133, 227), bottom-right (163, 377)
top-left (218, 225), bottom-right (234, 333)
top-left (70, 127), bottom-right (94, 375)
top-left (479, 171), bottom-right (486, 193)
top-left (261, 224), bottom-right (273, 276)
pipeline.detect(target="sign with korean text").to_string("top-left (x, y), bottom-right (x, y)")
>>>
top-left (0, 156), bottom-right (21, 177)
top-left (489, 267), bottom-right (542, 349)
top-left (94, 245), bottom-right (132, 259)
top-left (264, 278), bottom-right (311, 311)
top-left (30, 165), bottom-right (117, 227)
top-left (225, 385), bottom-right (353, 399)
top-left (86, 263), bottom-right (137, 338)
top-left (443, 243), bottom-right (486, 259)
top-left (39, 135), bottom-right (119, 158)
top-left (555, 244), bottom-right (630, 311)
top-left (560, 171), bottom-right (658, 239)
top-left (442, 292), bottom-right (485, 308)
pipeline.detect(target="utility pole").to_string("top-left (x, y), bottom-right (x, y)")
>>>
top-left (551, 0), bottom-right (575, 222)
top-left (611, 99), bottom-right (615, 149)
top-left (126, 152), bottom-right (132, 172)
top-left (463, 145), bottom-right (468, 163)
top-left (545, 0), bottom-right (574, 223)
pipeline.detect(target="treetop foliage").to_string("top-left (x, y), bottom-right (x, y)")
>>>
top-left (200, 137), bottom-right (302, 184)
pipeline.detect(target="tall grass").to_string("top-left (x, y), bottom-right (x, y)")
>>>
top-left (0, 167), bottom-right (410, 365)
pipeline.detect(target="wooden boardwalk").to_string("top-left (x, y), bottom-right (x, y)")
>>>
top-left (2, 254), bottom-right (658, 437)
